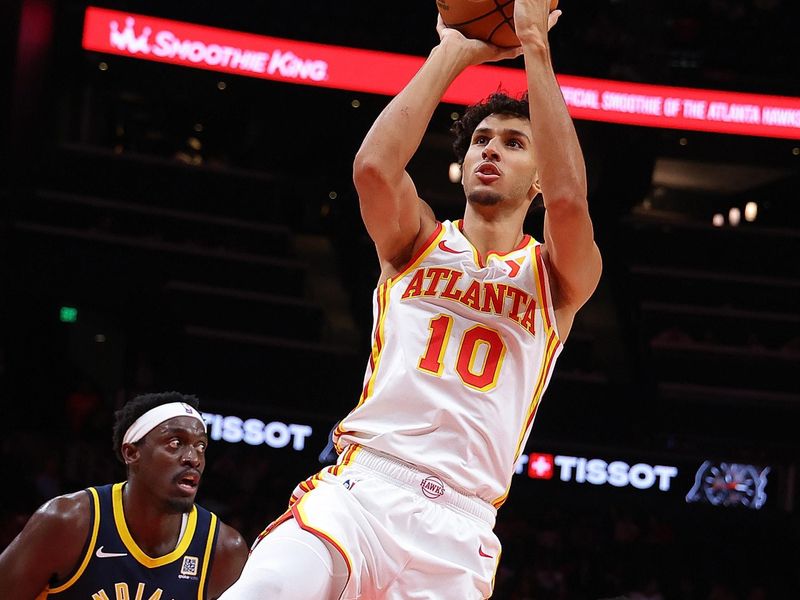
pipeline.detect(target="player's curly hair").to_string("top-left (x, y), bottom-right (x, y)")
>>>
top-left (451, 91), bottom-right (530, 164)
top-left (112, 391), bottom-right (200, 462)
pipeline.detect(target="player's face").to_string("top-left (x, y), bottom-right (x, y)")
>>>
top-left (138, 416), bottom-right (208, 513)
top-left (461, 114), bottom-right (538, 207)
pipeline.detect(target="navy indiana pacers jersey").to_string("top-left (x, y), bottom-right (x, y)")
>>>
top-left (39, 482), bottom-right (219, 600)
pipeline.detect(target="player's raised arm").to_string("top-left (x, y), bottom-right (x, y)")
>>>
top-left (353, 18), bottom-right (520, 273)
top-left (515, 0), bottom-right (602, 336)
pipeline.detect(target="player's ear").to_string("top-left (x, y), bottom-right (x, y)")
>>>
top-left (529, 169), bottom-right (542, 198)
top-left (121, 442), bottom-right (140, 466)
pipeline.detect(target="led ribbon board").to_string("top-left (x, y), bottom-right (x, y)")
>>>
top-left (82, 7), bottom-right (800, 139)
top-left (516, 451), bottom-right (778, 511)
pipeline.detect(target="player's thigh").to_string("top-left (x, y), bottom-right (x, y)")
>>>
top-left (221, 518), bottom-right (346, 600)
top-left (387, 503), bottom-right (501, 599)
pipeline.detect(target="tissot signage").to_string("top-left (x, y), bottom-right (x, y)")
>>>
top-left (201, 411), bottom-right (313, 451)
top-left (515, 451), bottom-right (779, 511)
top-left (523, 452), bottom-right (679, 491)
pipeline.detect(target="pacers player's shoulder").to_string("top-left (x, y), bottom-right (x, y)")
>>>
top-left (38, 490), bottom-right (91, 523)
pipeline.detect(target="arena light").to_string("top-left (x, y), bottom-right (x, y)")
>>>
top-left (59, 306), bottom-right (78, 322)
top-left (448, 162), bottom-right (462, 183)
top-left (82, 7), bottom-right (800, 140)
top-left (745, 201), bottom-right (758, 222)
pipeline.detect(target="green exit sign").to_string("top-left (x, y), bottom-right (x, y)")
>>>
top-left (59, 306), bottom-right (78, 323)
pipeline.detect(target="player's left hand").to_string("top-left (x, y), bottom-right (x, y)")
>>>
top-left (436, 15), bottom-right (523, 64)
top-left (514, 0), bottom-right (562, 45)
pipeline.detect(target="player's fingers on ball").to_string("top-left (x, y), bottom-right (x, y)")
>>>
top-left (548, 10), bottom-right (562, 30)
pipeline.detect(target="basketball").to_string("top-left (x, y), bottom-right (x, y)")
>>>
top-left (436, 0), bottom-right (559, 48)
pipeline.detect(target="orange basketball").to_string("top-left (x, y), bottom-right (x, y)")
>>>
top-left (436, 0), bottom-right (559, 48)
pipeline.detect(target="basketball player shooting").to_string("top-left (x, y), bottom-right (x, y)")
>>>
top-left (220, 0), bottom-right (602, 597)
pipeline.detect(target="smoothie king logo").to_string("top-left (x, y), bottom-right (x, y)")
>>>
top-left (84, 7), bottom-right (800, 139)
top-left (106, 15), bottom-right (328, 80)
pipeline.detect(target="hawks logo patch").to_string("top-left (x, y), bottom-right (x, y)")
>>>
top-left (420, 476), bottom-right (446, 499)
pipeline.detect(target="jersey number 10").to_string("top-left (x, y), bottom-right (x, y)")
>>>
top-left (418, 314), bottom-right (506, 392)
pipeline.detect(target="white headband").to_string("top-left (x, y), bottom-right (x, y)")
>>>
top-left (123, 402), bottom-right (207, 445)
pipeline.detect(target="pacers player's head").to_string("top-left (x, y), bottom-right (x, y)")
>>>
top-left (113, 391), bottom-right (208, 513)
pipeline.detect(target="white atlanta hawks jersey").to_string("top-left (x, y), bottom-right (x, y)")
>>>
top-left (335, 219), bottom-right (562, 508)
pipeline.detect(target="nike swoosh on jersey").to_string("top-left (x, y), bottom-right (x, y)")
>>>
top-left (478, 545), bottom-right (494, 559)
top-left (438, 240), bottom-right (469, 254)
top-left (95, 546), bottom-right (128, 558)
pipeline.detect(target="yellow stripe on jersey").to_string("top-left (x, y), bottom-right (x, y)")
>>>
top-left (334, 228), bottom-right (446, 451)
top-left (254, 509), bottom-right (294, 547)
top-left (493, 330), bottom-right (561, 508)
top-left (525, 332), bottom-right (561, 432)
top-left (452, 219), bottom-right (482, 266)
top-left (455, 219), bottom-right (535, 267)
top-left (334, 444), bottom-right (361, 473)
top-left (293, 445), bottom-right (362, 507)
top-left (113, 482), bottom-right (199, 566)
top-left (388, 222), bottom-right (446, 285)
top-left (487, 244), bottom-right (564, 507)
top-left (367, 225), bottom-right (446, 398)
top-left (46, 487), bottom-right (102, 594)
top-left (332, 286), bottom-right (389, 453)
top-left (332, 282), bottom-right (389, 450)
top-left (196, 513), bottom-right (218, 600)
top-left (533, 244), bottom-right (560, 340)
top-left (364, 282), bottom-right (390, 400)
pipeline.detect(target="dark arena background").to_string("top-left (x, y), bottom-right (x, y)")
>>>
top-left (2, 1), bottom-right (799, 598)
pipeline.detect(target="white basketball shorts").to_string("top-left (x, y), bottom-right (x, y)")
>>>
top-left (254, 444), bottom-right (502, 599)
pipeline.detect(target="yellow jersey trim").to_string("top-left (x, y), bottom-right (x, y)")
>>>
top-left (112, 482), bottom-right (198, 567)
top-left (46, 487), bottom-right (102, 594)
top-left (293, 495), bottom-right (353, 600)
top-left (196, 513), bottom-right (217, 600)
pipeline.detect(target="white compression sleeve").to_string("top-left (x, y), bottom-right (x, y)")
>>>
top-left (218, 517), bottom-right (348, 600)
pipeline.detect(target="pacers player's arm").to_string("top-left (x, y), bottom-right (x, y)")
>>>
top-left (516, 0), bottom-right (601, 340)
top-left (0, 492), bottom-right (90, 599)
top-left (206, 522), bottom-right (249, 600)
